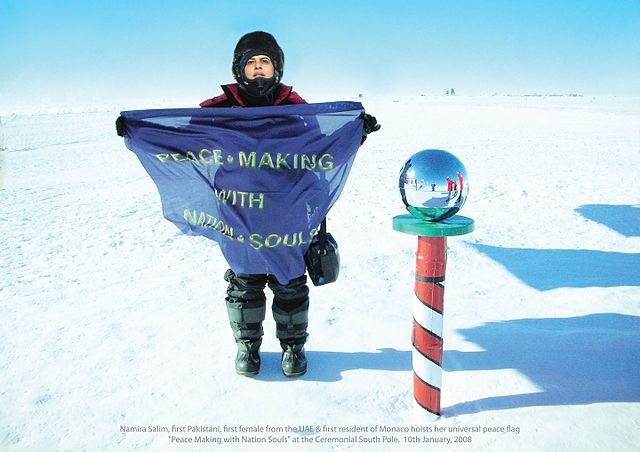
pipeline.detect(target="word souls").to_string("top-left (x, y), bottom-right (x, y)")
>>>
top-left (156, 149), bottom-right (335, 171)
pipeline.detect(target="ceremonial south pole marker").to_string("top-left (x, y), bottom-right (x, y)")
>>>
top-left (393, 215), bottom-right (474, 421)
top-left (395, 149), bottom-right (474, 421)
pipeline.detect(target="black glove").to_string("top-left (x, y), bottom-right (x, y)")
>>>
top-left (115, 116), bottom-right (126, 137)
top-left (361, 113), bottom-right (381, 144)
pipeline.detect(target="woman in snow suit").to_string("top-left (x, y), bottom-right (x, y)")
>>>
top-left (117, 31), bottom-right (380, 378)
top-left (200, 31), bottom-right (316, 378)
top-left (202, 31), bottom-right (379, 378)
top-left (208, 31), bottom-right (380, 377)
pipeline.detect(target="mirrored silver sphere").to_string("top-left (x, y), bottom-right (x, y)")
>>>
top-left (399, 149), bottom-right (469, 222)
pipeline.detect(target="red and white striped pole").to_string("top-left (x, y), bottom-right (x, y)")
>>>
top-left (392, 214), bottom-right (474, 421)
top-left (412, 236), bottom-right (447, 419)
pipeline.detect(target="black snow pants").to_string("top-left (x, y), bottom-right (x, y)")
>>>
top-left (224, 269), bottom-right (309, 349)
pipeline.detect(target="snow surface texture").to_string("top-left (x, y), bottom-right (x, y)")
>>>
top-left (1, 96), bottom-right (639, 451)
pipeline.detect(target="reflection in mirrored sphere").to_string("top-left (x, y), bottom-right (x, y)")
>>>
top-left (399, 149), bottom-right (469, 222)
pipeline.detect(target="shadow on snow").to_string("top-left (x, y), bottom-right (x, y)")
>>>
top-left (472, 243), bottom-right (640, 290)
top-left (247, 348), bottom-right (411, 382)
top-left (245, 315), bottom-right (640, 416)
top-left (575, 204), bottom-right (640, 237)
top-left (443, 313), bottom-right (640, 416)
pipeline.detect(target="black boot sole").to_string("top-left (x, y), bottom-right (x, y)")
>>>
top-left (282, 367), bottom-right (307, 377)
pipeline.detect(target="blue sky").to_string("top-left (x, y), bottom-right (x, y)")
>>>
top-left (1, 0), bottom-right (639, 108)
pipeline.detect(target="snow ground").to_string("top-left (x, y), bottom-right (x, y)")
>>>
top-left (1, 95), bottom-right (639, 451)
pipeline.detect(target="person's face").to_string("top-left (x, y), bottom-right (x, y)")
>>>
top-left (244, 54), bottom-right (275, 80)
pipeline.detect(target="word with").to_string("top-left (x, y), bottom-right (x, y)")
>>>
top-left (214, 188), bottom-right (265, 210)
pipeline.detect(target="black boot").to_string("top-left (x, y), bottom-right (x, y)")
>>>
top-left (269, 274), bottom-right (310, 377)
top-left (235, 340), bottom-right (261, 376)
top-left (281, 343), bottom-right (307, 377)
top-left (224, 270), bottom-right (268, 377)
